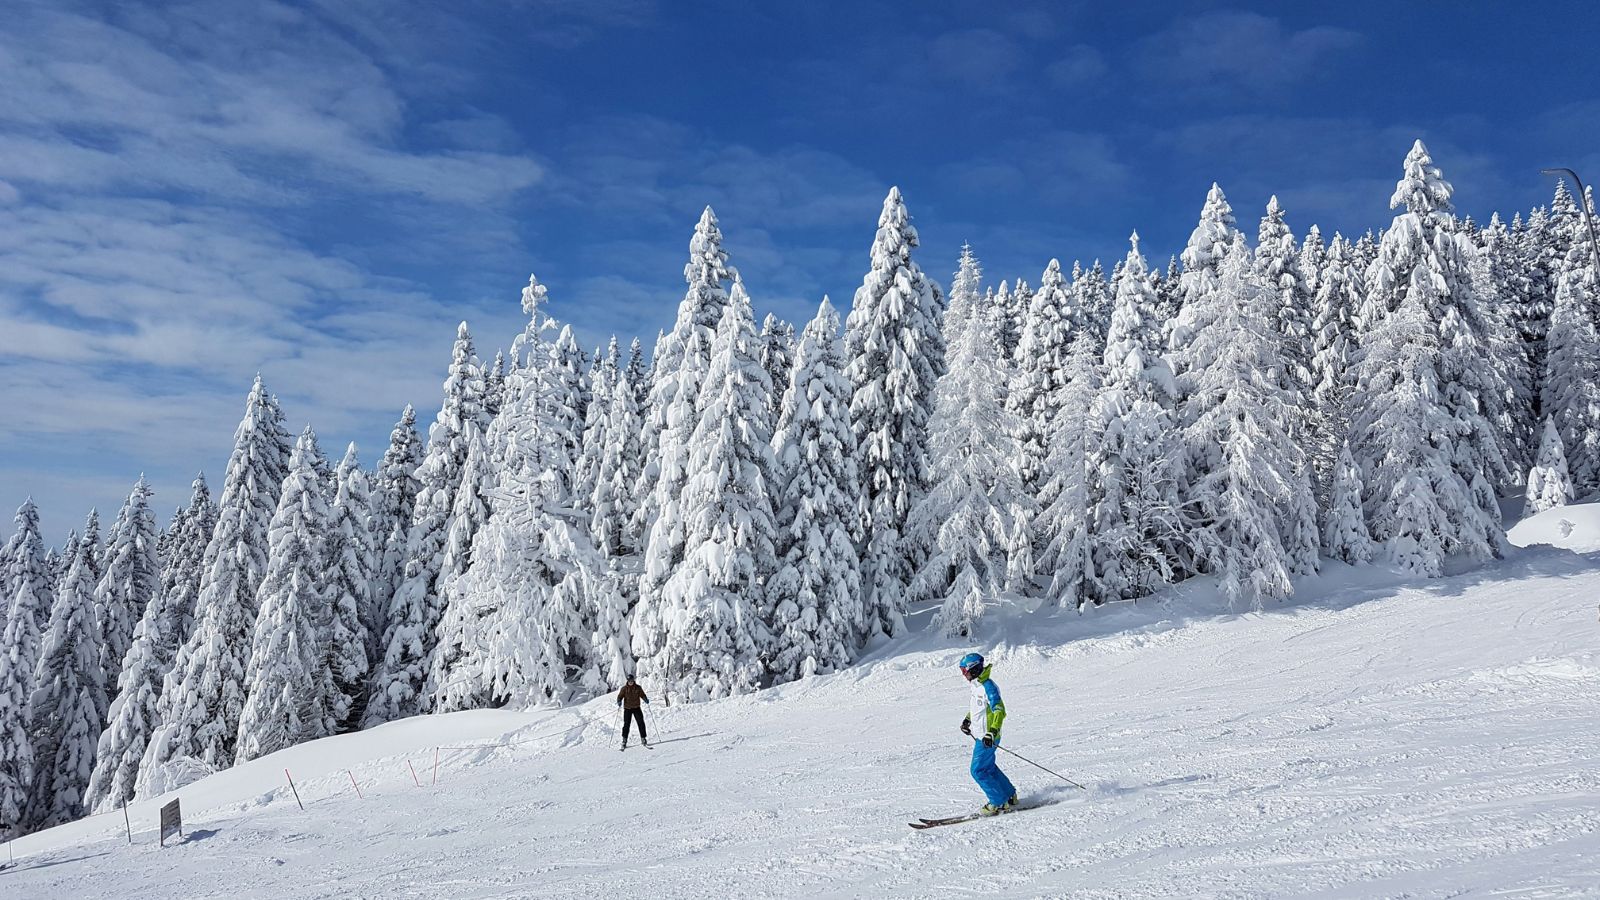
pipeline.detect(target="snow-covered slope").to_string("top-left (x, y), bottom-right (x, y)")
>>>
top-left (6, 547), bottom-right (1600, 898)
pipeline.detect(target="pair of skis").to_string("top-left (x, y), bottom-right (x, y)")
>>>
top-left (620, 742), bottom-right (653, 752)
top-left (909, 799), bottom-right (1057, 829)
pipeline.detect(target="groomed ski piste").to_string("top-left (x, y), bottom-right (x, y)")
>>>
top-left (5, 504), bottom-right (1599, 898)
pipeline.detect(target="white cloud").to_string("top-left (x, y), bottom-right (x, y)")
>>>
top-left (1135, 12), bottom-right (1363, 99)
top-left (0, 4), bottom-right (544, 206)
top-left (0, 0), bottom-right (555, 525)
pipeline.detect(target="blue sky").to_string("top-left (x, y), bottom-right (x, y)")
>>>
top-left (2, 0), bottom-right (1597, 541)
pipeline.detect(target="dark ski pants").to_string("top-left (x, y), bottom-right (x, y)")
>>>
top-left (622, 707), bottom-right (647, 743)
top-left (970, 739), bottom-right (1016, 806)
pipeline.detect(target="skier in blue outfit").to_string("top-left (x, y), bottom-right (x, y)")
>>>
top-left (958, 652), bottom-right (1018, 815)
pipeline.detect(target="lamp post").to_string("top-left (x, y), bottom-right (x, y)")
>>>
top-left (1539, 167), bottom-right (1600, 276)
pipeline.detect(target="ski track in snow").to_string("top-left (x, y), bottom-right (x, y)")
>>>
top-left (6, 547), bottom-right (1600, 898)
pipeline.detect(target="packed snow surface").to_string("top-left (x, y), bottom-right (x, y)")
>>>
top-left (6, 547), bottom-right (1600, 898)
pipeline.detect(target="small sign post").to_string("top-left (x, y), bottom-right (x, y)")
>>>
top-left (159, 799), bottom-right (182, 847)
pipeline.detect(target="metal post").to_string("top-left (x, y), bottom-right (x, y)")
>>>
top-left (1540, 168), bottom-right (1600, 277)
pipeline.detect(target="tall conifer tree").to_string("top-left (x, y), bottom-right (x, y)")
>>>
top-left (845, 187), bottom-right (945, 640)
top-left (142, 378), bottom-right (290, 778)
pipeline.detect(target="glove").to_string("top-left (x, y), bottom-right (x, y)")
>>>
top-left (960, 716), bottom-right (971, 735)
top-left (982, 733), bottom-right (995, 748)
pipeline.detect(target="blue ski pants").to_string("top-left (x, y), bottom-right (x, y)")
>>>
top-left (970, 738), bottom-right (1016, 806)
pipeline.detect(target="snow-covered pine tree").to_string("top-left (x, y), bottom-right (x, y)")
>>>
top-left (1171, 183), bottom-right (1241, 354)
top-left (1037, 333), bottom-right (1103, 609)
top-left (235, 428), bottom-right (337, 762)
top-left (992, 281), bottom-right (1019, 357)
top-left (990, 282), bottom-right (1010, 357)
top-left (424, 425), bottom-right (496, 710)
top-left (0, 500), bottom-right (47, 837)
top-left (1169, 185), bottom-right (1245, 512)
top-left (1074, 260), bottom-right (1113, 346)
top-left (1091, 233), bottom-right (1193, 599)
top-left (554, 325), bottom-right (592, 433)
top-left (1514, 208), bottom-right (1555, 417)
top-left (946, 244), bottom-right (983, 344)
top-left (426, 331), bottom-right (517, 712)
top-left (1524, 418), bottom-right (1575, 516)
top-left (1010, 279), bottom-right (1033, 350)
top-left (84, 591), bottom-right (175, 812)
top-left (1255, 196), bottom-right (1313, 402)
top-left (1529, 184), bottom-right (1583, 381)
top-left (92, 478), bottom-right (159, 722)
top-left (1010, 257), bottom-right (1086, 495)
top-left (48, 533), bottom-right (77, 628)
top-left (576, 338), bottom-right (622, 508)
top-left (87, 475), bottom-right (215, 812)
top-left (1152, 256), bottom-right (1180, 328)
top-left (80, 509), bottom-right (104, 589)
top-left (583, 338), bottom-right (645, 691)
top-left (769, 297), bottom-right (862, 680)
top-left (326, 444), bottom-right (373, 731)
top-left (440, 277), bottom-right (599, 709)
top-left (845, 187), bottom-right (945, 641)
top-left (1322, 440), bottom-right (1374, 565)
top-left (1478, 214), bottom-right (1537, 476)
top-left (2, 499), bottom-right (49, 694)
top-left (365, 323), bottom-right (490, 726)
top-left (634, 209), bottom-right (734, 690)
top-left (1300, 225), bottom-right (1327, 300)
top-left (1361, 141), bottom-right (1512, 540)
top-left (40, 546), bottom-right (60, 607)
top-left (1181, 238), bottom-right (1319, 603)
top-left (1351, 231), bottom-right (1383, 329)
top-left (626, 337), bottom-right (650, 409)
top-left (141, 377), bottom-right (290, 780)
top-left (656, 280), bottom-right (776, 700)
top-left (1541, 244), bottom-right (1600, 495)
top-left (485, 349), bottom-right (507, 418)
top-left (0, 633), bottom-right (31, 836)
top-left (368, 406), bottom-right (423, 665)
top-left (910, 291), bottom-right (1029, 636)
top-left (154, 512), bottom-right (174, 577)
top-left (27, 537), bottom-right (104, 828)
top-left (162, 475), bottom-right (217, 652)
top-left (759, 314), bottom-right (797, 421)
top-left (1308, 234), bottom-right (1365, 503)
top-left (1352, 285), bottom-right (1476, 577)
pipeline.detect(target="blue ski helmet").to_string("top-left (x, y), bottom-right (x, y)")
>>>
top-left (959, 652), bottom-right (985, 679)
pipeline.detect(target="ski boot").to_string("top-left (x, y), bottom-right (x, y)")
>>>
top-left (978, 795), bottom-right (1019, 817)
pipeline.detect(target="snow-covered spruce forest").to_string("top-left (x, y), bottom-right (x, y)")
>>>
top-left (3, 140), bottom-right (1598, 839)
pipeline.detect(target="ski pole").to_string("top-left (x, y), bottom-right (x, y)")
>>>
top-left (997, 744), bottom-right (1086, 790)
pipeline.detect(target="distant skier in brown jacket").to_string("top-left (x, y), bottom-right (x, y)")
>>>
top-left (617, 676), bottom-right (650, 749)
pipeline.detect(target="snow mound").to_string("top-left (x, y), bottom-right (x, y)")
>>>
top-left (1507, 500), bottom-right (1600, 554)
